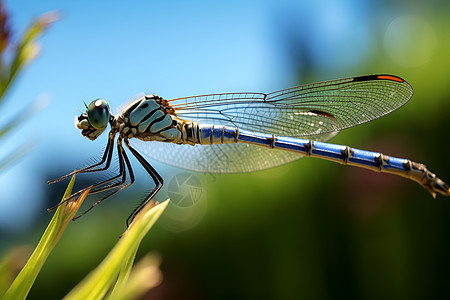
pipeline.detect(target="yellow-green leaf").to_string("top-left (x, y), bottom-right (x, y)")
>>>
top-left (2, 175), bottom-right (88, 300)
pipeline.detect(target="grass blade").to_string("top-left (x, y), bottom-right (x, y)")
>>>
top-left (2, 175), bottom-right (89, 300)
top-left (108, 254), bottom-right (162, 300)
top-left (63, 200), bottom-right (169, 300)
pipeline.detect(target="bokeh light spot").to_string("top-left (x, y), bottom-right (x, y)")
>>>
top-left (384, 15), bottom-right (436, 67)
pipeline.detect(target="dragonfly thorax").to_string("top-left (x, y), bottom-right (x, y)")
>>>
top-left (116, 94), bottom-right (192, 144)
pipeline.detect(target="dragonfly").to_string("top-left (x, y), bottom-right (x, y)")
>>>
top-left (48, 74), bottom-right (450, 227)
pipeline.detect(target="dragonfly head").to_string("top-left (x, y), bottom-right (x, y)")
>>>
top-left (75, 99), bottom-right (111, 141)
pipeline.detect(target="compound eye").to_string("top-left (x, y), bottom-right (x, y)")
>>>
top-left (87, 99), bottom-right (110, 129)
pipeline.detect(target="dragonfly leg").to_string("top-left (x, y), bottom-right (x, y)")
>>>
top-left (72, 138), bottom-right (136, 220)
top-left (124, 139), bottom-right (163, 228)
top-left (48, 137), bottom-right (126, 212)
top-left (48, 136), bottom-right (115, 184)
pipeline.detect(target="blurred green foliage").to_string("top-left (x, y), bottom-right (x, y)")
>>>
top-left (1, 175), bottom-right (166, 299)
top-left (0, 5), bottom-right (57, 172)
top-left (2, 175), bottom-right (83, 299)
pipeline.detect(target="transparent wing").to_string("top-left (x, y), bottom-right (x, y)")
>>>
top-left (132, 131), bottom-right (337, 173)
top-left (168, 74), bottom-right (413, 137)
top-left (132, 75), bottom-right (413, 173)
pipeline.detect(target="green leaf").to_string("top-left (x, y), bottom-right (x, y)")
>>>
top-left (2, 175), bottom-right (89, 300)
top-left (106, 245), bottom-right (139, 299)
top-left (63, 200), bottom-right (169, 300)
top-left (108, 253), bottom-right (162, 300)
